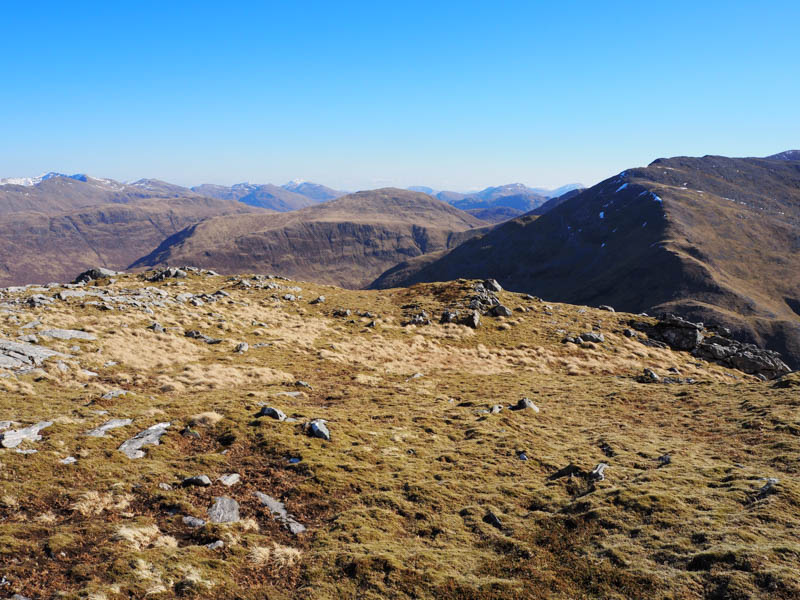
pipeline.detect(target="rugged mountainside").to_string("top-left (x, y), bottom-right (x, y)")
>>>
top-left (280, 181), bottom-right (345, 202)
top-left (373, 155), bottom-right (800, 368)
top-left (131, 189), bottom-right (488, 288)
top-left (191, 183), bottom-right (319, 211)
top-left (0, 270), bottom-right (797, 599)
top-left (0, 198), bottom-right (261, 287)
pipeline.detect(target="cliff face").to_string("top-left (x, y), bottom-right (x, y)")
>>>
top-left (131, 189), bottom-right (488, 288)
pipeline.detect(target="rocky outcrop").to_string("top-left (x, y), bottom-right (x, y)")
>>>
top-left (632, 314), bottom-right (791, 380)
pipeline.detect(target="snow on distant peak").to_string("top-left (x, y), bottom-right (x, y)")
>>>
top-left (0, 172), bottom-right (86, 187)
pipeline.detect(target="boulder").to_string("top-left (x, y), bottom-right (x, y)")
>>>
top-left (0, 421), bottom-right (53, 448)
top-left (0, 339), bottom-right (64, 369)
top-left (489, 304), bottom-right (513, 318)
top-left (510, 398), bottom-right (539, 412)
top-left (183, 475), bottom-right (212, 487)
top-left (580, 332), bottom-right (605, 343)
top-left (257, 406), bottom-right (287, 421)
top-left (308, 419), bottom-right (330, 441)
top-left (218, 473), bottom-right (240, 487)
top-left (73, 267), bottom-right (118, 283)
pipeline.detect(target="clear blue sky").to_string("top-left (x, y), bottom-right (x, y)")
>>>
top-left (1, 1), bottom-right (798, 191)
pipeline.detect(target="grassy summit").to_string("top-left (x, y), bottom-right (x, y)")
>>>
top-left (0, 271), bottom-right (797, 599)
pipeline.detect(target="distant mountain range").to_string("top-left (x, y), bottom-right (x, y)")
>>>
top-left (407, 183), bottom-right (584, 223)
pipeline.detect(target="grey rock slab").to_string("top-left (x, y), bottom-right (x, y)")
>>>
top-left (580, 332), bottom-right (605, 343)
top-left (509, 398), bottom-right (539, 412)
top-left (218, 473), bottom-right (240, 486)
top-left (208, 496), bottom-right (240, 523)
top-left (60, 456), bottom-right (77, 465)
top-left (0, 421), bottom-right (53, 448)
top-left (0, 339), bottom-right (65, 369)
top-left (40, 329), bottom-right (96, 341)
top-left (257, 406), bottom-right (286, 421)
top-left (118, 422), bottom-right (170, 459)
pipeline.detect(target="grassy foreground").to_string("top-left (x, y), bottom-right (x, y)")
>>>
top-left (0, 271), bottom-right (798, 599)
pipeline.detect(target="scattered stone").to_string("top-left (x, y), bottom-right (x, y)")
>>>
top-left (234, 342), bottom-right (249, 353)
top-left (333, 308), bottom-right (351, 317)
top-left (307, 419), bottom-right (330, 441)
top-left (509, 398), bottom-right (539, 412)
top-left (183, 516), bottom-right (206, 528)
top-left (757, 478), bottom-right (779, 499)
top-left (623, 328), bottom-right (636, 338)
top-left (0, 421), bottom-right (53, 448)
top-left (118, 422), bottom-right (170, 459)
top-left (283, 294), bottom-right (297, 301)
top-left (518, 451), bottom-right (528, 461)
top-left (40, 329), bottom-right (96, 341)
top-left (490, 404), bottom-right (503, 414)
top-left (483, 510), bottom-right (503, 529)
top-left (642, 368), bottom-right (660, 382)
top-left (489, 304), bottom-right (513, 317)
top-left (295, 380), bottom-right (312, 389)
top-left (599, 305), bottom-right (615, 312)
top-left (440, 310), bottom-right (459, 324)
top-left (183, 475), bottom-right (212, 487)
top-left (462, 310), bottom-right (481, 329)
top-left (580, 332), bottom-right (605, 343)
top-left (257, 406), bottom-right (287, 421)
top-left (588, 463), bottom-right (608, 482)
top-left (206, 540), bottom-right (224, 550)
top-left (60, 456), bottom-right (77, 465)
top-left (657, 454), bottom-right (671, 466)
top-left (147, 267), bottom-right (187, 282)
top-left (86, 418), bottom-right (132, 437)
top-left (158, 483), bottom-right (172, 491)
top-left (185, 330), bottom-right (223, 344)
top-left (254, 491), bottom-right (307, 535)
top-left (484, 279), bottom-right (503, 293)
top-left (74, 267), bottom-right (118, 283)
top-left (208, 496), bottom-right (240, 523)
top-left (218, 473), bottom-right (240, 487)
top-left (310, 296), bottom-right (325, 304)
top-left (101, 389), bottom-right (127, 400)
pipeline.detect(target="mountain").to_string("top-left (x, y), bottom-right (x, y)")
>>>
top-left (191, 182), bottom-right (317, 211)
top-left (464, 206), bottom-right (526, 223)
top-left (281, 180), bottom-right (345, 202)
top-left (131, 188), bottom-right (488, 288)
top-left (372, 154), bottom-right (800, 368)
top-left (0, 197), bottom-right (261, 287)
top-left (767, 149), bottom-right (800, 161)
top-left (2, 271), bottom-right (797, 599)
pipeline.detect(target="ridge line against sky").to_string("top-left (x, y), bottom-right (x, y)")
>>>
top-left (1, 0), bottom-right (798, 190)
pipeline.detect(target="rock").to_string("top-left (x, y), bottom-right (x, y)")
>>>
top-left (657, 454), bottom-right (671, 466)
top-left (599, 305), bottom-right (615, 312)
top-left (408, 311), bottom-right (431, 326)
top-left (73, 267), bottom-right (118, 283)
top-left (101, 389), bottom-right (127, 400)
top-left (295, 380), bottom-right (312, 389)
top-left (310, 296), bottom-right (325, 304)
top-left (147, 267), bottom-right (187, 282)
top-left (510, 398), bottom-right (539, 412)
top-left (118, 422), bottom-right (170, 459)
top-left (308, 419), bottom-right (330, 441)
top-left (580, 332), bottom-right (605, 343)
top-left (40, 329), bottom-right (96, 341)
top-left (257, 406), bottom-right (287, 421)
top-left (757, 478), bottom-right (779, 499)
top-left (185, 330), bottom-right (223, 344)
top-left (490, 405), bottom-right (503, 414)
top-left (623, 328), bottom-right (636, 338)
top-left (642, 368), bottom-right (660, 382)
top-left (462, 310), bottom-right (481, 329)
top-left (218, 473), bottom-right (240, 487)
top-left (588, 463), bottom-right (608, 482)
top-left (183, 475), bottom-right (212, 487)
top-left (206, 540), bottom-right (224, 550)
top-left (208, 496), bottom-right (240, 523)
top-left (183, 515), bottom-right (206, 528)
top-left (440, 310), bottom-right (459, 324)
top-left (489, 304), bottom-right (513, 318)
top-left (483, 510), bottom-right (503, 529)
top-left (0, 339), bottom-right (65, 369)
top-left (17, 334), bottom-right (38, 344)
top-left (86, 418), bottom-right (132, 437)
top-left (158, 483), bottom-right (172, 491)
top-left (283, 294), bottom-right (297, 301)
top-left (234, 342), bottom-right (249, 353)
top-left (60, 456), bottom-right (77, 465)
top-left (333, 308), bottom-right (351, 317)
top-left (254, 491), bottom-right (307, 535)
top-left (0, 421), bottom-right (53, 448)
top-left (518, 451), bottom-right (529, 461)
top-left (484, 279), bottom-right (503, 293)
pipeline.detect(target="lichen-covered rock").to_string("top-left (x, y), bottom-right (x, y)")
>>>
top-left (118, 422), bottom-right (170, 459)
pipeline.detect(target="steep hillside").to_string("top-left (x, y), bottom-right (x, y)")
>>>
top-left (0, 271), bottom-right (796, 600)
top-left (0, 198), bottom-right (261, 287)
top-left (372, 155), bottom-right (800, 368)
top-left (131, 189), bottom-right (488, 288)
